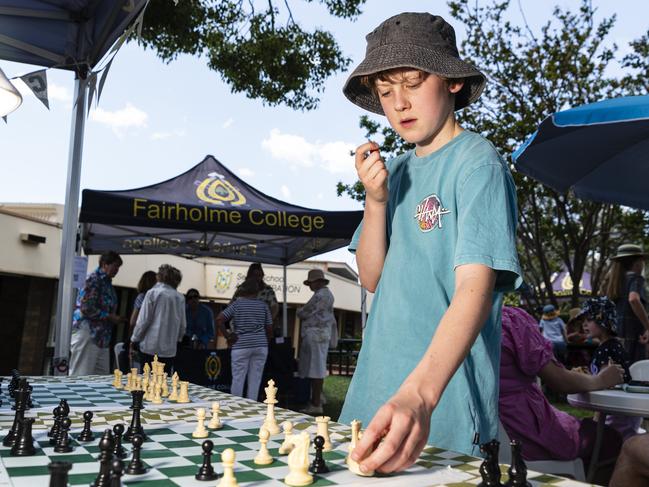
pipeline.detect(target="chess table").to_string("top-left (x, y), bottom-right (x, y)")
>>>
top-left (0, 376), bottom-right (594, 486)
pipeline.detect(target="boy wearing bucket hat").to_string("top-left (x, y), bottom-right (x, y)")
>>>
top-left (340, 12), bottom-right (521, 472)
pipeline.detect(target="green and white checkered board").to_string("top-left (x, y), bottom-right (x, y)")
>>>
top-left (1, 376), bottom-right (216, 412)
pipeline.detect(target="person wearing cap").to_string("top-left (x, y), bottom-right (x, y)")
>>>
top-left (603, 243), bottom-right (649, 363)
top-left (296, 269), bottom-right (336, 415)
top-left (581, 296), bottom-right (643, 440)
top-left (539, 304), bottom-right (568, 362)
top-left (340, 12), bottom-right (521, 471)
top-left (184, 289), bottom-right (215, 349)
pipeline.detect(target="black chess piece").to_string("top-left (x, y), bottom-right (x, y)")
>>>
top-left (505, 440), bottom-right (531, 487)
top-left (110, 458), bottom-right (124, 487)
top-left (10, 417), bottom-right (36, 456)
top-left (60, 398), bottom-right (70, 418)
top-left (125, 434), bottom-right (147, 475)
top-left (54, 417), bottom-right (73, 453)
top-left (195, 439), bottom-right (219, 481)
top-left (124, 390), bottom-right (147, 442)
top-left (51, 399), bottom-right (70, 446)
top-left (0, 377), bottom-right (3, 407)
top-left (478, 439), bottom-right (503, 487)
top-left (309, 435), bottom-right (329, 474)
top-left (48, 461), bottom-right (72, 487)
top-left (48, 406), bottom-right (61, 438)
top-left (93, 429), bottom-right (115, 487)
top-left (8, 369), bottom-right (20, 398)
top-left (112, 424), bottom-right (127, 459)
top-left (77, 410), bottom-right (95, 442)
top-left (2, 386), bottom-right (27, 447)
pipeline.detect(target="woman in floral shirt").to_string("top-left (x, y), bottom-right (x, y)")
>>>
top-left (297, 269), bottom-right (336, 414)
top-left (70, 251), bottom-right (126, 375)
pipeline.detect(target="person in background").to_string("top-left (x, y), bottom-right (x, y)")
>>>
top-left (70, 251), bottom-right (127, 375)
top-left (131, 264), bottom-right (186, 371)
top-left (216, 278), bottom-right (272, 401)
top-left (603, 243), bottom-right (649, 363)
top-left (128, 270), bottom-right (157, 367)
top-left (499, 306), bottom-right (624, 485)
top-left (233, 263), bottom-right (279, 332)
top-left (184, 288), bottom-right (215, 349)
top-left (539, 304), bottom-right (567, 361)
top-left (565, 306), bottom-right (595, 369)
top-left (610, 433), bottom-right (649, 487)
top-left (297, 269), bottom-right (336, 415)
top-left (581, 296), bottom-right (643, 440)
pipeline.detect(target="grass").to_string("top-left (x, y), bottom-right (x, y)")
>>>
top-left (321, 375), bottom-right (595, 422)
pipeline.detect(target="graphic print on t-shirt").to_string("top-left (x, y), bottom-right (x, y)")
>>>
top-left (414, 193), bottom-right (450, 232)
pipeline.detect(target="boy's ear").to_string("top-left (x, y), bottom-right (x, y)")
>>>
top-left (448, 79), bottom-right (464, 94)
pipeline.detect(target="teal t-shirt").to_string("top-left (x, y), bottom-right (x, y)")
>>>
top-left (340, 130), bottom-right (521, 457)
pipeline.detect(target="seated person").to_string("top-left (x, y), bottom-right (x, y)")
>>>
top-left (565, 307), bottom-right (595, 368)
top-left (184, 289), bottom-right (215, 349)
top-left (582, 296), bottom-right (642, 440)
top-left (610, 434), bottom-right (649, 487)
top-left (539, 304), bottom-right (568, 361)
top-left (500, 306), bottom-right (624, 483)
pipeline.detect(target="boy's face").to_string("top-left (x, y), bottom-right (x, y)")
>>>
top-left (375, 70), bottom-right (463, 152)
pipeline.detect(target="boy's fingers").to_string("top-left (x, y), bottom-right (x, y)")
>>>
top-left (359, 418), bottom-right (409, 473)
top-left (355, 141), bottom-right (380, 170)
top-left (351, 410), bottom-right (389, 463)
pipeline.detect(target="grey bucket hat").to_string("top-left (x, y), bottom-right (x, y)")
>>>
top-left (343, 12), bottom-right (486, 114)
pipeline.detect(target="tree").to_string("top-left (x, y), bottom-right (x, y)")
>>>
top-left (137, 0), bottom-right (366, 111)
top-left (336, 0), bottom-right (649, 309)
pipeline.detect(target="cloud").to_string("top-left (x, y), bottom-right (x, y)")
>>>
top-left (280, 185), bottom-right (291, 199)
top-left (222, 118), bottom-right (234, 129)
top-left (238, 168), bottom-right (255, 178)
top-left (48, 83), bottom-right (72, 103)
top-left (261, 128), bottom-right (355, 174)
top-left (150, 129), bottom-right (186, 140)
top-left (90, 102), bottom-right (148, 136)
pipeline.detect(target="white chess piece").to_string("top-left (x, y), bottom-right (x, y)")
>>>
top-left (208, 402), bottom-right (222, 429)
top-left (217, 448), bottom-right (239, 487)
top-left (315, 416), bottom-right (332, 452)
top-left (284, 432), bottom-right (313, 486)
top-left (177, 380), bottom-right (190, 403)
top-left (192, 408), bottom-right (209, 438)
top-left (278, 420), bottom-right (294, 455)
top-left (262, 379), bottom-right (280, 435)
top-left (161, 372), bottom-right (169, 397)
top-left (254, 427), bottom-right (274, 465)
top-left (168, 372), bottom-right (179, 401)
top-left (113, 369), bottom-right (122, 389)
top-left (347, 421), bottom-right (374, 477)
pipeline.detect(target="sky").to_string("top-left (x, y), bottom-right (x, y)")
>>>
top-left (0, 0), bottom-right (646, 270)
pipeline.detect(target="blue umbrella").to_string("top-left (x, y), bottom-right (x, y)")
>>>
top-left (513, 95), bottom-right (649, 210)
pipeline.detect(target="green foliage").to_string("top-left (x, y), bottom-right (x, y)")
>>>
top-left (336, 0), bottom-right (649, 308)
top-left (138, 0), bottom-right (366, 110)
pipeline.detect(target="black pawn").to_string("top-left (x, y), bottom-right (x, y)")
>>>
top-left (505, 440), bottom-right (531, 487)
top-left (77, 411), bottom-right (95, 442)
top-left (112, 424), bottom-right (127, 459)
top-left (309, 435), bottom-right (329, 474)
top-left (48, 461), bottom-right (72, 487)
top-left (10, 417), bottom-right (35, 456)
top-left (125, 434), bottom-right (147, 475)
top-left (195, 439), bottom-right (218, 481)
top-left (93, 429), bottom-right (115, 487)
top-left (48, 406), bottom-right (61, 438)
top-left (110, 458), bottom-right (124, 487)
top-left (54, 417), bottom-right (73, 453)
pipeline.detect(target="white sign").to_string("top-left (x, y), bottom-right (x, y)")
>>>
top-left (72, 256), bottom-right (89, 289)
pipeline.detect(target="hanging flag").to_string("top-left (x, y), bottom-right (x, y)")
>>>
top-left (20, 70), bottom-right (49, 109)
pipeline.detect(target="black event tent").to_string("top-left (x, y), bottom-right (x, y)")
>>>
top-left (79, 156), bottom-right (363, 265)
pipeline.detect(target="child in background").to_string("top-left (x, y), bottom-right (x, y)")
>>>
top-left (339, 12), bottom-right (521, 473)
top-left (581, 296), bottom-right (642, 440)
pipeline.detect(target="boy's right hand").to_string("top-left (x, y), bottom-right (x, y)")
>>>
top-left (355, 141), bottom-right (388, 205)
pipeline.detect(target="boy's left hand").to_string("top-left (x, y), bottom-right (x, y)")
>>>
top-left (351, 384), bottom-right (433, 474)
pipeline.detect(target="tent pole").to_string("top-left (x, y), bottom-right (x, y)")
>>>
top-left (53, 73), bottom-right (89, 376)
top-left (282, 264), bottom-right (288, 337)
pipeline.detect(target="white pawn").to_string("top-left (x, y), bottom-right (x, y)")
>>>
top-left (192, 408), bottom-right (209, 438)
top-left (161, 372), bottom-right (169, 397)
top-left (278, 420), bottom-right (294, 455)
top-left (168, 372), bottom-right (179, 401)
top-left (152, 382), bottom-right (163, 404)
top-left (208, 402), bottom-right (222, 429)
top-left (254, 427), bottom-right (274, 465)
top-left (217, 448), bottom-right (239, 487)
top-left (315, 416), bottom-right (332, 452)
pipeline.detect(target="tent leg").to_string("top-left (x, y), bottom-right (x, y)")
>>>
top-left (53, 75), bottom-right (88, 376)
top-left (282, 265), bottom-right (288, 337)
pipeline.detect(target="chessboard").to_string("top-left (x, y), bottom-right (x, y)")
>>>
top-left (0, 377), bottom-right (215, 412)
top-left (0, 411), bottom-right (590, 486)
